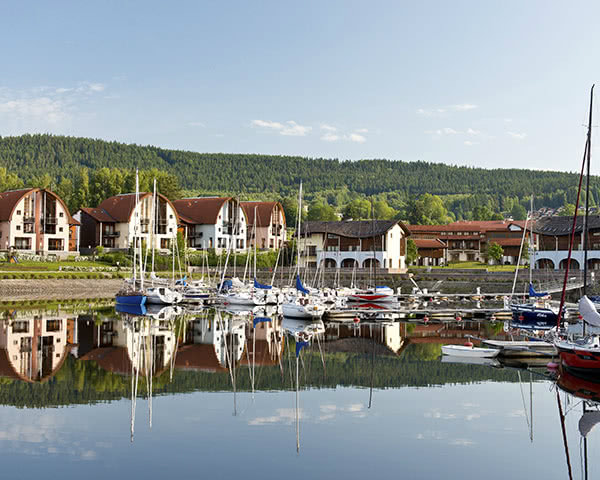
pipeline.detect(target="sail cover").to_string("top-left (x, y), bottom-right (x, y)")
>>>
top-left (253, 316), bottom-right (271, 327)
top-left (579, 295), bottom-right (600, 327)
top-left (254, 277), bottom-right (272, 290)
top-left (296, 275), bottom-right (310, 295)
top-left (296, 340), bottom-right (310, 357)
top-left (529, 283), bottom-right (549, 298)
top-left (579, 411), bottom-right (600, 437)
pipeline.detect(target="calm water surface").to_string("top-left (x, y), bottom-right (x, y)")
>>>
top-left (0, 304), bottom-right (596, 479)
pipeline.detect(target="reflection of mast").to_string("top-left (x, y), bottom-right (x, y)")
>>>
top-left (556, 389), bottom-right (574, 480)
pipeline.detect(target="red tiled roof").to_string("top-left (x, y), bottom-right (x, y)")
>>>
top-left (407, 220), bottom-right (525, 234)
top-left (172, 197), bottom-right (231, 225)
top-left (80, 207), bottom-right (116, 223)
top-left (488, 238), bottom-right (524, 247)
top-left (413, 238), bottom-right (447, 249)
top-left (0, 189), bottom-right (34, 222)
top-left (240, 201), bottom-right (286, 229)
top-left (0, 188), bottom-right (78, 225)
top-left (96, 192), bottom-right (179, 224)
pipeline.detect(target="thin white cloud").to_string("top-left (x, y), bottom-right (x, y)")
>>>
top-left (321, 132), bottom-right (340, 142)
top-left (252, 119), bottom-right (284, 130)
top-left (451, 104), bottom-right (477, 111)
top-left (320, 124), bottom-right (337, 132)
top-left (252, 119), bottom-right (311, 136)
top-left (450, 438), bottom-right (475, 446)
top-left (0, 82), bottom-right (107, 131)
top-left (280, 120), bottom-right (311, 136)
top-left (188, 121), bottom-right (205, 127)
top-left (0, 97), bottom-right (66, 124)
top-left (507, 131), bottom-right (527, 140)
top-left (466, 128), bottom-right (480, 135)
top-left (348, 133), bottom-right (366, 143)
top-left (355, 128), bottom-right (368, 133)
top-left (417, 104), bottom-right (478, 116)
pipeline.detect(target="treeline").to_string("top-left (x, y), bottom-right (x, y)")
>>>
top-left (0, 133), bottom-right (596, 223)
top-left (0, 345), bottom-right (523, 408)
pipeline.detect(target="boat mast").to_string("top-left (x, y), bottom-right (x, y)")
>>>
top-left (583, 85), bottom-right (594, 335)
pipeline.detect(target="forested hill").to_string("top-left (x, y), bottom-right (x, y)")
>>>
top-left (0, 133), bottom-right (589, 199)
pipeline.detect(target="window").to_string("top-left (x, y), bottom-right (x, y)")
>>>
top-left (16, 210), bottom-right (21, 215)
top-left (15, 237), bottom-right (31, 250)
top-left (16, 225), bottom-right (21, 230)
top-left (59, 227), bottom-right (63, 232)
top-left (169, 228), bottom-right (173, 233)
top-left (48, 238), bottom-right (63, 251)
top-left (59, 212), bottom-right (64, 217)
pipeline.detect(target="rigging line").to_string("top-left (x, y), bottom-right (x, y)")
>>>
top-left (556, 135), bottom-right (589, 328)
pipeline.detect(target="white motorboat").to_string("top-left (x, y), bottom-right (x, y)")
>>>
top-left (282, 299), bottom-right (326, 319)
top-left (146, 286), bottom-right (183, 305)
top-left (441, 344), bottom-right (500, 358)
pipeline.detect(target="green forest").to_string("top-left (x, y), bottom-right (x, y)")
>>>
top-left (0, 133), bottom-right (595, 224)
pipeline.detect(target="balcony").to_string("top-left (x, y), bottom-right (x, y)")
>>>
top-left (103, 231), bottom-right (120, 238)
top-left (141, 218), bottom-right (150, 225)
top-left (23, 216), bottom-right (35, 224)
top-left (44, 217), bottom-right (57, 225)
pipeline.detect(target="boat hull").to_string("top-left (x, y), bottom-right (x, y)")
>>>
top-left (441, 345), bottom-right (499, 358)
top-left (116, 294), bottom-right (147, 306)
top-left (510, 304), bottom-right (557, 330)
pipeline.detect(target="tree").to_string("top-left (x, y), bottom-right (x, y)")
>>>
top-left (406, 238), bottom-right (418, 265)
top-left (343, 198), bottom-right (371, 220)
top-left (373, 199), bottom-right (397, 220)
top-left (560, 203), bottom-right (576, 217)
top-left (486, 242), bottom-right (504, 264)
top-left (407, 194), bottom-right (453, 225)
top-left (510, 203), bottom-right (527, 221)
top-left (307, 201), bottom-right (337, 221)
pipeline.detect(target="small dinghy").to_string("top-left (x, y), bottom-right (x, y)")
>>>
top-left (441, 344), bottom-right (500, 358)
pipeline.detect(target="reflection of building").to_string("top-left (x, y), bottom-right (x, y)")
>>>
top-left (78, 317), bottom-right (176, 376)
top-left (299, 220), bottom-right (410, 272)
top-left (0, 188), bottom-right (79, 257)
top-left (176, 313), bottom-right (246, 372)
top-left (324, 322), bottom-right (405, 354)
top-left (241, 317), bottom-right (284, 367)
top-left (240, 201), bottom-right (286, 250)
top-left (0, 311), bottom-right (74, 382)
top-left (77, 192), bottom-right (179, 252)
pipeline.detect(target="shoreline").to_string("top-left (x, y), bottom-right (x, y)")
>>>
top-left (1, 279), bottom-right (123, 301)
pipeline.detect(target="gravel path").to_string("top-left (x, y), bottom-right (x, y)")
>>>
top-left (0, 279), bottom-right (122, 301)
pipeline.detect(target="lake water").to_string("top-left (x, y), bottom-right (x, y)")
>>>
top-left (0, 303), bottom-right (596, 480)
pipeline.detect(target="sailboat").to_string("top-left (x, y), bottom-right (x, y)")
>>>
top-left (116, 170), bottom-right (147, 307)
top-left (145, 179), bottom-right (183, 305)
top-left (553, 85), bottom-right (600, 378)
top-left (509, 197), bottom-right (559, 330)
top-left (282, 182), bottom-right (326, 319)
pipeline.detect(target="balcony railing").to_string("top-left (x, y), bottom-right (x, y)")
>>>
top-left (23, 216), bottom-right (35, 224)
top-left (140, 218), bottom-right (150, 225)
top-left (103, 231), bottom-right (120, 237)
top-left (44, 217), bottom-right (57, 225)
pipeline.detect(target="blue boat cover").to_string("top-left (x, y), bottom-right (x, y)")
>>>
top-left (219, 279), bottom-right (233, 291)
top-left (296, 275), bottom-right (310, 295)
top-left (175, 276), bottom-right (187, 286)
top-left (529, 283), bottom-right (548, 298)
top-left (296, 340), bottom-right (310, 357)
top-left (254, 277), bottom-right (272, 290)
top-left (253, 316), bottom-right (271, 327)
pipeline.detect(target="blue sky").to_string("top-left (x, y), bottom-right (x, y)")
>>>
top-left (1, 1), bottom-right (599, 173)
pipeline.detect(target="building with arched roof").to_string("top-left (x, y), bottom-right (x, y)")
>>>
top-left (77, 192), bottom-right (179, 252)
top-left (0, 188), bottom-right (79, 258)
top-left (173, 197), bottom-right (247, 253)
top-left (240, 201), bottom-right (286, 250)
